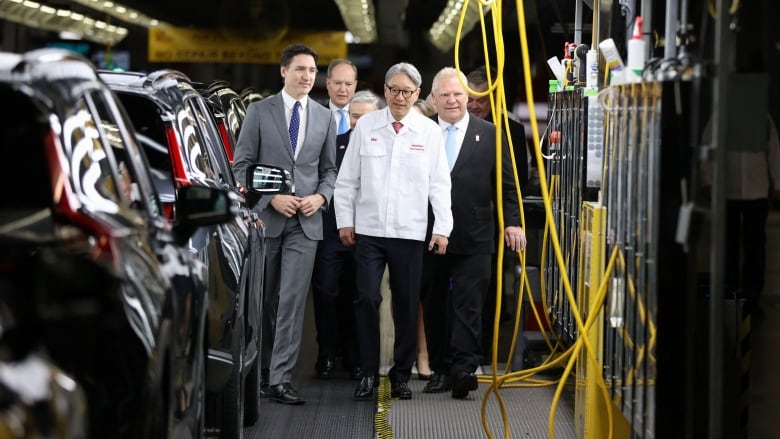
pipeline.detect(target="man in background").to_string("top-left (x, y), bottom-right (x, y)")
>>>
top-left (326, 59), bottom-right (358, 136)
top-left (466, 66), bottom-right (529, 188)
top-left (703, 114), bottom-right (780, 307)
top-left (312, 90), bottom-right (382, 380)
top-left (312, 58), bottom-right (359, 379)
top-left (467, 66), bottom-right (529, 361)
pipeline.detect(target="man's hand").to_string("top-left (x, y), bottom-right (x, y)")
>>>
top-left (298, 194), bottom-right (325, 217)
top-left (270, 194), bottom-right (303, 218)
top-left (339, 227), bottom-right (356, 246)
top-left (504, 226), bottom-right (527, 252)
top-left (428, 234), bottom-right (448, 255)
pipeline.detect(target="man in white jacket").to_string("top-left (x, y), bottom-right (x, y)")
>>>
top-left (334, 62), bottom-right (453, 401)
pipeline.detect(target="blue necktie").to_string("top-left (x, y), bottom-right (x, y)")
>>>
top-left (289, 101), bottom-right (301, 154)
top-left (337, 108), bottom-right (349, 135)
top-left (445, 125), bottom-right (457, 170)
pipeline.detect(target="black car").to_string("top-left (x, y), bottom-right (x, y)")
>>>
top-left (100, 69), bottom-right (266, 439)
top-left (200, 80), bottom-right (247, 164)
top-left (0, 260), bottom-right (89, 438)
top-left (0, 48), bottom-right (239, 437)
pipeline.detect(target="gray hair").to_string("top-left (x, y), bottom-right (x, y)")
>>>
top-left (350, 90), bottom-right (384, 109)
top-left (431, 67), bottom-right (468, 93)
top-left (384, 62), bottom-right (422, 88)
top-left (466, 66), bottom-right (493, 87)
top-left (327, 59), bottom-right (357, 78)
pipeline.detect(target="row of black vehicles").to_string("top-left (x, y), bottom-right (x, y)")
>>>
top-left (0, 48), bottom-right (286, 438)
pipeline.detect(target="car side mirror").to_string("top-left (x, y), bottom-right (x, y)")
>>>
top-left (173, 186), bottom-right (238, 244)
top-left (246, 164), bottom-right (290, 194)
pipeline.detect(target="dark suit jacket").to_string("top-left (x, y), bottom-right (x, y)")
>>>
top-left (488, 114), bottom-right (529, 190)
top-left (232, 93), bottom-right (337, 240)
top-left (321, 130), bottom-right (351, 247)
top-left (429, 115), bottom-right (520, 255)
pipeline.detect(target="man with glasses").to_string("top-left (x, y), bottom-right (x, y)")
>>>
top-left (334, 62), bottom-right (453, 401)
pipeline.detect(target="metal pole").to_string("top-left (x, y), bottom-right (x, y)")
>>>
top-left (622, 0), bottom-right (636, 46)
top-left (575, 0), bottom-right (583, 44)
top-left (592, 0), bottom-right (600, 48)
top-left (710, 0), bottom-right (732, 438)
top-left (664, 0), bottom-right (679, 59)
top-left (642, 0), bottom-right (654, 60)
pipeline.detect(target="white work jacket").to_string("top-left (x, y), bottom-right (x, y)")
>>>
top-left (334, 107), bottom-right (453, 241)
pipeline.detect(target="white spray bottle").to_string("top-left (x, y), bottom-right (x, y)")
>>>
top-left (626, 16), bottom-right (646, 83)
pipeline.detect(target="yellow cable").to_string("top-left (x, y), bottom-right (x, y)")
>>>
top-left (708, 0), bottom-right (742, 17)
top-left (451, 2), bottom-right (634, 439)
top-left (511, 2), bottom-right (610, 437)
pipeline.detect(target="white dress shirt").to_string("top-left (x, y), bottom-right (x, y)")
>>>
top-left (335, 107), bottom-right (453, 241)
top-left (329, 100), bottom-right (349, 128)
top-left (437, 113), bottom-right (470, 167)
top-left (281, 90), bottom-right (308, 160)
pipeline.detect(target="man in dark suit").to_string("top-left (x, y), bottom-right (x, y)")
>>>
top-left (312, 90), bottom-right (382, 380)
top-left (312, 58), bottom-right (359, 379)
top-left (466, 66), bottom-right (530, 357)
top-left (466, 66), bottom-right (529, 188)
top-left (232, 43), bottom-right (337, 405)
top-left (421, 67), bottom-right (526, 399)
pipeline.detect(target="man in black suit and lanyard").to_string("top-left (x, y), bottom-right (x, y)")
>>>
top-left (421, 67), bottom-right (526, 399)
top-left (312, 90), bottom-right (383, 380)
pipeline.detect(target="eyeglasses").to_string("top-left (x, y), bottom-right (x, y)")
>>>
top-left (385, 84), bottom-right (417, 98)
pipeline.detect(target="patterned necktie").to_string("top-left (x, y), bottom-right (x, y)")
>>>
top-left (392, 121), bottom-right (403, 134)
top-left (337, 108), bottom-right (349, 135)
top-left (445, 124), bottom-right (457, 170)
top-left (289, 101), bottom-right (301, 154)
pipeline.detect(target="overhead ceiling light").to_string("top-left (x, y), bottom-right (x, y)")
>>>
top-left (333, 0), bottom-right (376, 44)
top-left (71, 0), bottom-right (165, 27)
top-left (0, 0), bottom-right (128, 45)
top-left (427, 0), bottom-right (491, 53)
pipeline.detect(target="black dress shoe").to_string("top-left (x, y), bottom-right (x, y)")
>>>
top-left (353, 376), bottom-right (376, 401)
top-left (269, 383), bottom-right (305, 405)
top-left (423, 372), bottom-right (451, 393)
top-left (390, 381), bottom-right (412, 399)
top-left (451, 372), bottom-right (478, 399)
top-left (315, 355), bottom-right (335, 378)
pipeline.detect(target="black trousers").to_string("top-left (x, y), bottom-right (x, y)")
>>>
top-left (725, 198), bottom-right (770, 300)
top-left (312, 239), bottom-right (359, 367)
top-left (421, 252), bottom-right (491, 377)
top-left (353, 235), bottom-right (423, 383)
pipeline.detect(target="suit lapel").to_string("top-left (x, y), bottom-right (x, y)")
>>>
top-left (432, 114), bottom-right (485, 175)
top-left (270, 94), bottom-right (295, 159)
top-left (450, 117), bottom-right (483, 175)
